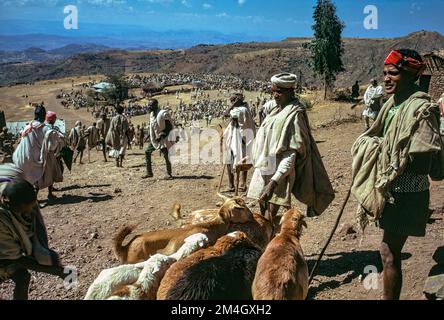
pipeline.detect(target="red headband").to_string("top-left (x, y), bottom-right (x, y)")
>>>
top-left (46, 111), bottom-right (57, 123)
top-left (384, 50), bottom-right (426, 76)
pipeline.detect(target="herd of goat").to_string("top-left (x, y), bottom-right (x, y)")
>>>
top-left (84, 194), bottom-right (309, 300)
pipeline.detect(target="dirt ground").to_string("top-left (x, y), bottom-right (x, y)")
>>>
top-left (0, 78), bottom-right (443, 300)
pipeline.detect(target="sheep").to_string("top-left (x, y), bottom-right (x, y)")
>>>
top-left (157, 231), bottom-right (262, 300)
top-left (113, 195), bottom-right (254, 264)
top-left (85, 233), bottom-right (209, 300)
top-left (252, 208), bottom-right (309, 300)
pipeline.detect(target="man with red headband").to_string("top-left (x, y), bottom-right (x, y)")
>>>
top-left (38, 111), bottom-right (65, 201)
top-left (352, 49), bottom-right (444, 300)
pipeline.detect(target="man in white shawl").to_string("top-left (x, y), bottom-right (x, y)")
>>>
top-left (142, 99), bottom-right (175, 180)
top-left (363, 79), bottom-right (384, 130)
top-left (222, 93), bottom-right (256, 192)
top-left (247, 73), bottom-right (334, 223)
top-left (12, 105), bottom-right (48, 185)
top-left (259, 99), bottom-right (277, 125)
top-left (106, 106), bottom-right (129, 168)
top-left (37, 111), bottom-right (65, 200)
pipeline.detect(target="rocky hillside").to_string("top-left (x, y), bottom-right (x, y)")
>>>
top-left (1, 31), bottom-right (443, 88)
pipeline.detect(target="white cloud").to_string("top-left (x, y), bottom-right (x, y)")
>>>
top-left (203, 3), bottom-right (212, 10)
top-left (238, 0), bottom-right (246, 6)
top-left (2, 0), bottom-right (60, 7)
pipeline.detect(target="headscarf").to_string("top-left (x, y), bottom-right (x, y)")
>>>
top-left (45, 111), bottom-right (57, 123)
top-left (384, 50), bottom-right (426, 77)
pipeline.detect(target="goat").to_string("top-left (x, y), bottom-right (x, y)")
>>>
top-left (171, 202), bottom-right (220, 226)
top-left (173, 195), bottom-right (273, 250)
top-left (85, 233), bottom-right (209, 300)
top-left (113, 195), bottom-right (254, 264)
top-left (252, 208), bottom-right (308, 300)
top-left (157, 231), bottom-right (262, 300)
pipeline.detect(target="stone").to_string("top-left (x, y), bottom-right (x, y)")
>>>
top-left (114, 188), bottom-right (122, 194)
top-left (423, 274), bottom-right (444, 300)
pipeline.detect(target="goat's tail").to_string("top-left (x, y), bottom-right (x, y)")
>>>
top-left (171, 203), bottom-right (182, 220)
top-left (112, 225), bottom-right (135, 263)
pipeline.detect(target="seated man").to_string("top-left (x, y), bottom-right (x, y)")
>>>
top-left (0, 165), bottom-right (66, 300)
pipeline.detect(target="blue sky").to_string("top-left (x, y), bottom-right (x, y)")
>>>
top-left (0, 0), bottom-right (443, 39)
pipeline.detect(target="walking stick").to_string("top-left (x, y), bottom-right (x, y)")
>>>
top-left (88, 141), bottom-right (91, 163)
top-left (308, 187), bottom-right (352, 287)
top-left (217, 164), bottom-right (226, 193)
top-left (235, 170), bottom-right (240, 196)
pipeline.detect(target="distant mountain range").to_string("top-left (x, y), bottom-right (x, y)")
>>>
top-left (0, 30), bottom-right (443, 88)
top-left (0, 44), bottom-right (111, 63)
top-left (0, 19), bottom-right (274, 53)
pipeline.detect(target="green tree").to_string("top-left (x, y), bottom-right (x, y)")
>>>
top-left (309, 0), bottom-right (345, 100)
top-left (102, 74), bottom-right (129, 107)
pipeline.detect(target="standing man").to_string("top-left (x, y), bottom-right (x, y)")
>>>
top-left (38, 111), bottom-right (65, 201)
top-left (97, 113), bottom-right (110, 162)
top-left (69, 121), bottom-right (86, 165)
top-left (222, 92), bottom-right (256, 192)
top-left (362, 79), bottom-right (384, 130)
top-left (136, 124), bottom-right (145, 150)
top-left (106, 106), bottom-right (129, 168)
top-left (127, 122), bottom-right (135, 150)
top-left (247, 73), bottom-right (334, 224)
top-left (12, 105), bottom-right (48, 185)
top-left (352, 80), bottom-right (360, 100)
top-left (86, 122), bottom-right (99, 163)
top-left (351, 49), bottom-right (444, 300)
top-left (142, 99), bottom-right (174, 180)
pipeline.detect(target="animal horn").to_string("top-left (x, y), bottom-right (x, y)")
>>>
top-left (217, 193), bottom-right (231, 202)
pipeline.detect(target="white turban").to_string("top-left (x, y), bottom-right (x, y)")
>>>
top-left (271, 73), bottom-right (297, 89)
top-left (230, 108), bottom-right (241, 119)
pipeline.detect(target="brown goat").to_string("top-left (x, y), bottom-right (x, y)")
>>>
top-left (173, 198), bottom-right (273, 250)
top-left (252, 208), bottom-right (309, 300)
top-left (157, 231), bottom-right (262, 300)
top-left (228, 212), bottom-right (273, 250)
top-left (113, 196), bottom-right (254, 264)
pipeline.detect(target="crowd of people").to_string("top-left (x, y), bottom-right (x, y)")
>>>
top-left (0, 48), bottom-right (443, 301)
top-left (125, 73), bottom-right (269, 92)
top-left (57, 90), bottom-right (88, 110)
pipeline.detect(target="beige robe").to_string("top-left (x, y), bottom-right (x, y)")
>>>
top-left (37, 124), bottom-right (65, 190)
top-left (248, 99), bottom-right (334, 214)
top-left (351, 91), bottom-right (444, 220)
top-left (106, 114), bottom-right (129, 157)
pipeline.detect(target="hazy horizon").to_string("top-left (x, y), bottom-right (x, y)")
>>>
top-left (1, 0), bottom-right (443, 38)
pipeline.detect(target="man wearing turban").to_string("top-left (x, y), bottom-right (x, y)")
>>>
top-left (247, 73), bottom-right (334, 225)
top-left (222, 92), bottom-right (256, 192)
